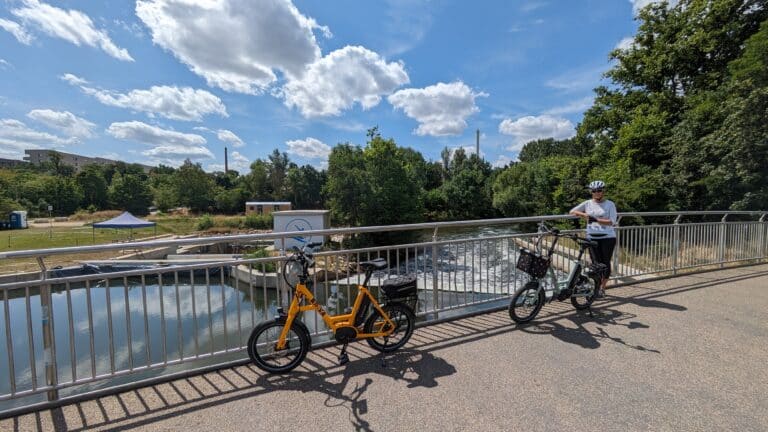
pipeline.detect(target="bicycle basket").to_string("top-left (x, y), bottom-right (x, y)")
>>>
top-left (516, 248), bottom-right (550, 278)
top-left (381, 275), bottom-right (418, 311)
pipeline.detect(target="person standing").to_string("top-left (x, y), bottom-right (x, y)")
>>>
top-left (569, 180), bottom-right (617, 297)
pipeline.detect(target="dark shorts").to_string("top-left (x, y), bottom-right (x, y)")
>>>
top-left (588, 237), bottom-right (617, 278)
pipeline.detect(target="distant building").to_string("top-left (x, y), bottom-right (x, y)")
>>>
top-left (0, 158), bottom-right (29, 169)
top-left (23, 150), bottom-right (153, 173)
top-left (245, 201), bottom-right (292, 215)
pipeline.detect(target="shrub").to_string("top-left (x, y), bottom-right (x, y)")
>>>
top-left (244, 213), bottom-right (272, 229)
top-left (244, 247), bottom-right (277, 272)
top-left (197, 214), bottom-right (214, 230)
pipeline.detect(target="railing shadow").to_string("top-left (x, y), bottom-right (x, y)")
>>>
top-left (3, 265), bottom-right (767, 431)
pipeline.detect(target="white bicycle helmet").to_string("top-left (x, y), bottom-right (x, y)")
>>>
top-left (588, 180), bottom-right (605, 191)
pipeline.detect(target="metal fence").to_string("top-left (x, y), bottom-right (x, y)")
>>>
top-left (0, 211), bottom-right (765, 416)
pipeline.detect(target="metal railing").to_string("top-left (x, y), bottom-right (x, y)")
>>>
top-left (0, 210), bottom-right (765, 416)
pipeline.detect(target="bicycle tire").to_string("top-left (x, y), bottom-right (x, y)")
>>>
top-left (364, 302), bottom-right (415, 352)
top-left (247, 320), bottom-right (309, 373)
top-left (571, 276), bottom-right (598, 310)
top-left (509, 281), bottom-right (545, 323)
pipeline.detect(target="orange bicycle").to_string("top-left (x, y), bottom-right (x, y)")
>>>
top-left (247, 242), bottom-right (417, 373)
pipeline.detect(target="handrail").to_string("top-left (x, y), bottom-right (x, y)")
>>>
top-left (0, 211), bottom-right (764, 260)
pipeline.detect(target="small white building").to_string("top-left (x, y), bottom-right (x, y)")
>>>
top-left (245, 201), bottom-right (291, 215)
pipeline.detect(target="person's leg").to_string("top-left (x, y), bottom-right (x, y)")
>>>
top-left (600, 238), bottom-right (617, 291)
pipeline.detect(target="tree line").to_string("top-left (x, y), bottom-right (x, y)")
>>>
top-left (1, 0), bottom-right (765, 223)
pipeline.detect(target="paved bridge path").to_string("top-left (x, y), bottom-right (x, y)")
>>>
top-left (4, 264), bottom-right (768, 432)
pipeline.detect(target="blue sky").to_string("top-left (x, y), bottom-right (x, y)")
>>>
top-left (0, 0), bottom-right (653, 172)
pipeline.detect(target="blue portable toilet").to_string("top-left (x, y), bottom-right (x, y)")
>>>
top-left (9, 211), bottom-right (27, 229)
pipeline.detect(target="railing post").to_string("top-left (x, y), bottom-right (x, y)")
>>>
top-left (718, 214), bottom-right (728, 268)
top-left (672, 214), bottom-right (682, 275)
top-left (37, 257), bottom-right (58, 401)
top-left (279, 237), bottom-right (288, 310)
top-left (431, 227), bottom-right (439, 319)
top-left (760, 213), bottom-right (767, 260)
top-left (612, 216), bottom-right (622, 280)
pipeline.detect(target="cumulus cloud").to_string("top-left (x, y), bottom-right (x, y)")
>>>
top-left (388, 81), bottom-right (486, 136)
top-left (0, 18), bottom-right (34, 44)
top-left (285, 137), bottom-right (331, 159)
top-left (498, 115), bottom-right (575, 151)
top-left (27, 109), bottom-right (96, 139)
top-left (136, 0), bottom-right (324, 94)
top-left (492, 155), bottom-right (514, 168)
top-left (62, 75), bottom-right (227, 121)
top-left (106, 121), bottom-right (206, 147)
top-left (10, 0), bottom-right (133, 61)
top-left (217, 129), bottom-right (245, 148)
top-left (545, 66), bottom-right (606, 93)
top-left (0, 118), bottom-right (75, 158)
top-left (629, 0), bottom-right (677, 14)
top-left (210, 150), bottom-right (250, 172)
top-left (107, 121), bottom-right (212, 166)
top-left (616, 36), bottom-right (635, 51)
top-left (282, 45), bottom-right (409, 117)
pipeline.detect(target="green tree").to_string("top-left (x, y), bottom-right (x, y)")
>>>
top-left (324, 143), bottom-right (369, 226)
top-left (173, 160), bottom-right (215, 212)
top-left (42, 176), bottom-right (83, 216)
top-left (286, 165), bottom-right (325, 209)
top-left (76, 165), bottom-right (108, 210)
top-left (109, 173), bottom-right (153, 215)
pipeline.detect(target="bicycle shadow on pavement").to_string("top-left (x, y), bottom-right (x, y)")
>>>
top-left (519, 308), bottom-right (660, 353)
top-left (255, 349), bottom-right (456, 432)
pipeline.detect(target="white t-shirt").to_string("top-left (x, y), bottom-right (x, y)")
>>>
top-left (570, 199), bottom-right (618, 239)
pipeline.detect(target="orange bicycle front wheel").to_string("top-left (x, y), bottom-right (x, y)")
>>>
top-left (247, 320), bottom-right (309, 373)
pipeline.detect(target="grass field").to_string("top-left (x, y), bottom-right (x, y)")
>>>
top-left (0, 214), bottom-right (266, 275)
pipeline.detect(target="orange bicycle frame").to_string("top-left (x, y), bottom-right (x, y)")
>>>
top-left (276, 282), bottom-right (396, 349)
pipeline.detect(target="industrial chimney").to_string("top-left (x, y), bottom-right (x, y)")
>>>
top-left (476, 129), bottom-right (480, 158)
top-left (224, 147), bottom-right (229, 173)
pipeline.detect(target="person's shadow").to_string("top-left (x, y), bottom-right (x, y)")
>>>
top-left (518, 308), bottom-right (659, 353)
top-left (256, 349), bottom-right (456, 431)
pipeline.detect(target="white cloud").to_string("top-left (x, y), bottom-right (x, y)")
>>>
top-left (106, 121), bottom-right (207, 147)
top-left (492, 155), bottom-right (514, 168)
top-left (217, 129), bottom-right (245, 148)
top-left (628, 0), bottom-right (677, 14)
top-left (63, 77), bottom-right (227, 121)
top-left (142, 144), bottom-right (214, 162)
top-left (136, 0), bottom-right (324, 94)
top-left (616, 36), bottom-right (635, 51)
top-left (545, 66), bottom-right (606, 93)
top-left (27, 109), bottom-right (96, 139)
top-left (0, 18), bottom-right (34, 44)
top-left (498, 115), bottom-right (575, 151)
top-left (60, 73), bottom-right (88, 86)
top-left (0, 59), bottom-right (11, 69)
top-left (210, 150), bottom-right (250, 172)
top-left (285, 137), bottom-right (331, 159)
top-left (543, 96), bottom-right (594, 116)
top-left (107, 121), bottom-right (212, 166)
top-left (283, 45), bottom-right (409, 117)
top-left (0, 118), bottom-right (75, 158)
top-left (11, 0), bottom-right (133, 61)
top-left (388, 81), bottom-right (486, 136)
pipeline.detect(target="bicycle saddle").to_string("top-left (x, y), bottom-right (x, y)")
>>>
top-left (359, 258), bottom-right (387, 271)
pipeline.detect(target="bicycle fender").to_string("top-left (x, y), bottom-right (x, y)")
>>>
top-left (274, 315), bottom-right (312, 350)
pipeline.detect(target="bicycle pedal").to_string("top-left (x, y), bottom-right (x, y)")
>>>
top-left (338, 353), bottom-right (349, 365)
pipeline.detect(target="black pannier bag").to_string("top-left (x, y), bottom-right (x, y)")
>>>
top-left (516, 248), bottom-right (550, 278)
top-left (381, 275), bottom-right (418, 311)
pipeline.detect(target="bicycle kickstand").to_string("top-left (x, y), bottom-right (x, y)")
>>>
top-left (338, 343), bottom-right (350, 365)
